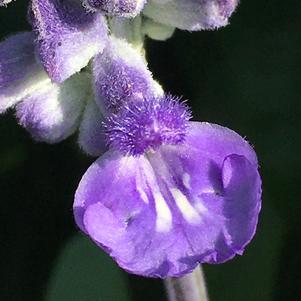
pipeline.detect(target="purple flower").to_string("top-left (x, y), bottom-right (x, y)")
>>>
top-left (73, 95), bottom-right (262, 278)
top-left (0, 0), bottom-right (261, 279)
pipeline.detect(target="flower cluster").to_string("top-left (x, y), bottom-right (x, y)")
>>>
top-left (0, 0), bottom-right (261, 278)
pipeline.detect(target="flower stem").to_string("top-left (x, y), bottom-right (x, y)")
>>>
top-left (164, 266), bottom-right (209, 301)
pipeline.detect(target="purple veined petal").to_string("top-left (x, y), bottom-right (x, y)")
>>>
top-left (152, 122), bottom-right (261, 264)
top-left (83, 0), bottom-right (147, 17)
top-left (74, 152), bottom-right (175, 273)
top-left (0, 32), bottom-right (50, 114)
top-left (78, 98), bottom-right (107, 156)
top-left (74, 122), bottom-right (261, 277)
top-left (30, 0), bottom-right (108, 83)
top-left (15, 73), bottom-right (90, 143)
top-left (93, 37), bottom-right (162, 115)
top-left (143, 0), bottom-right (239, 31)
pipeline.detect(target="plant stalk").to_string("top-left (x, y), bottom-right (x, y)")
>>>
top-left (164, 266), bottom-right (209, 301)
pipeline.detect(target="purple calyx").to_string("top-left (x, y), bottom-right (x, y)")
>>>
top-left (104, 94), bottom-right (191, 156)
top-left (96, 60), bottom-right (150, 113)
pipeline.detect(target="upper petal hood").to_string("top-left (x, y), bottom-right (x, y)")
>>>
top-left (93, 37), bottom-right (163, 115)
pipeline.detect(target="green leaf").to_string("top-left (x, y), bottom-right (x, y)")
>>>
top-left (45, 234), bottom-right (131, 301)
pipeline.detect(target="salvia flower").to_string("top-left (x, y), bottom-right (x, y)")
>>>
top-left (72, 34), bottom-right (261, 278)
top-left (0, 0), bottom-right (262, 280)
top-left (73, 94), bottom-right (262, 278)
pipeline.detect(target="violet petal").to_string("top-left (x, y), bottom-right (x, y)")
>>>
top-left (31, 0), bottom-right (108, 83)
top-left (74, 122), bottom-right (261, 277)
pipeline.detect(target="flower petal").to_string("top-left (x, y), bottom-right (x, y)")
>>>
top-left (15, 73), bottom-right (90, 143)
top-left (0, 32), bottom-right (50, 114)
top-left (74, 122), bottom-right (261, 277)
top-left (143, 0), bottom-right (239, 31)
top-left (30, 0), bottom-right (108, 83)
top-left (74, 152), bottom-right (175, 276)
top-left (78, 99), bottom-right (107, 156)
top-left (93, 37), bottom-right (162, 115)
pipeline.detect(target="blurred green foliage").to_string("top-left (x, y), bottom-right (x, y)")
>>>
top-left (0, 0), bottom-right (300, 300)
top-left (45, 235), bottom-right (130, 301)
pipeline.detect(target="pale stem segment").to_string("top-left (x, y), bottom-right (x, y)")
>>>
top-left (164, 266), bottom-right (209, 301)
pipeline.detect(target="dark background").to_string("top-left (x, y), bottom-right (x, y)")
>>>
top-left (0, 1), bottom-right (300, 300)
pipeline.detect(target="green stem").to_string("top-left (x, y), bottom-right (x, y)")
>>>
top-left (164, 266), bottom-right (209, 301)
